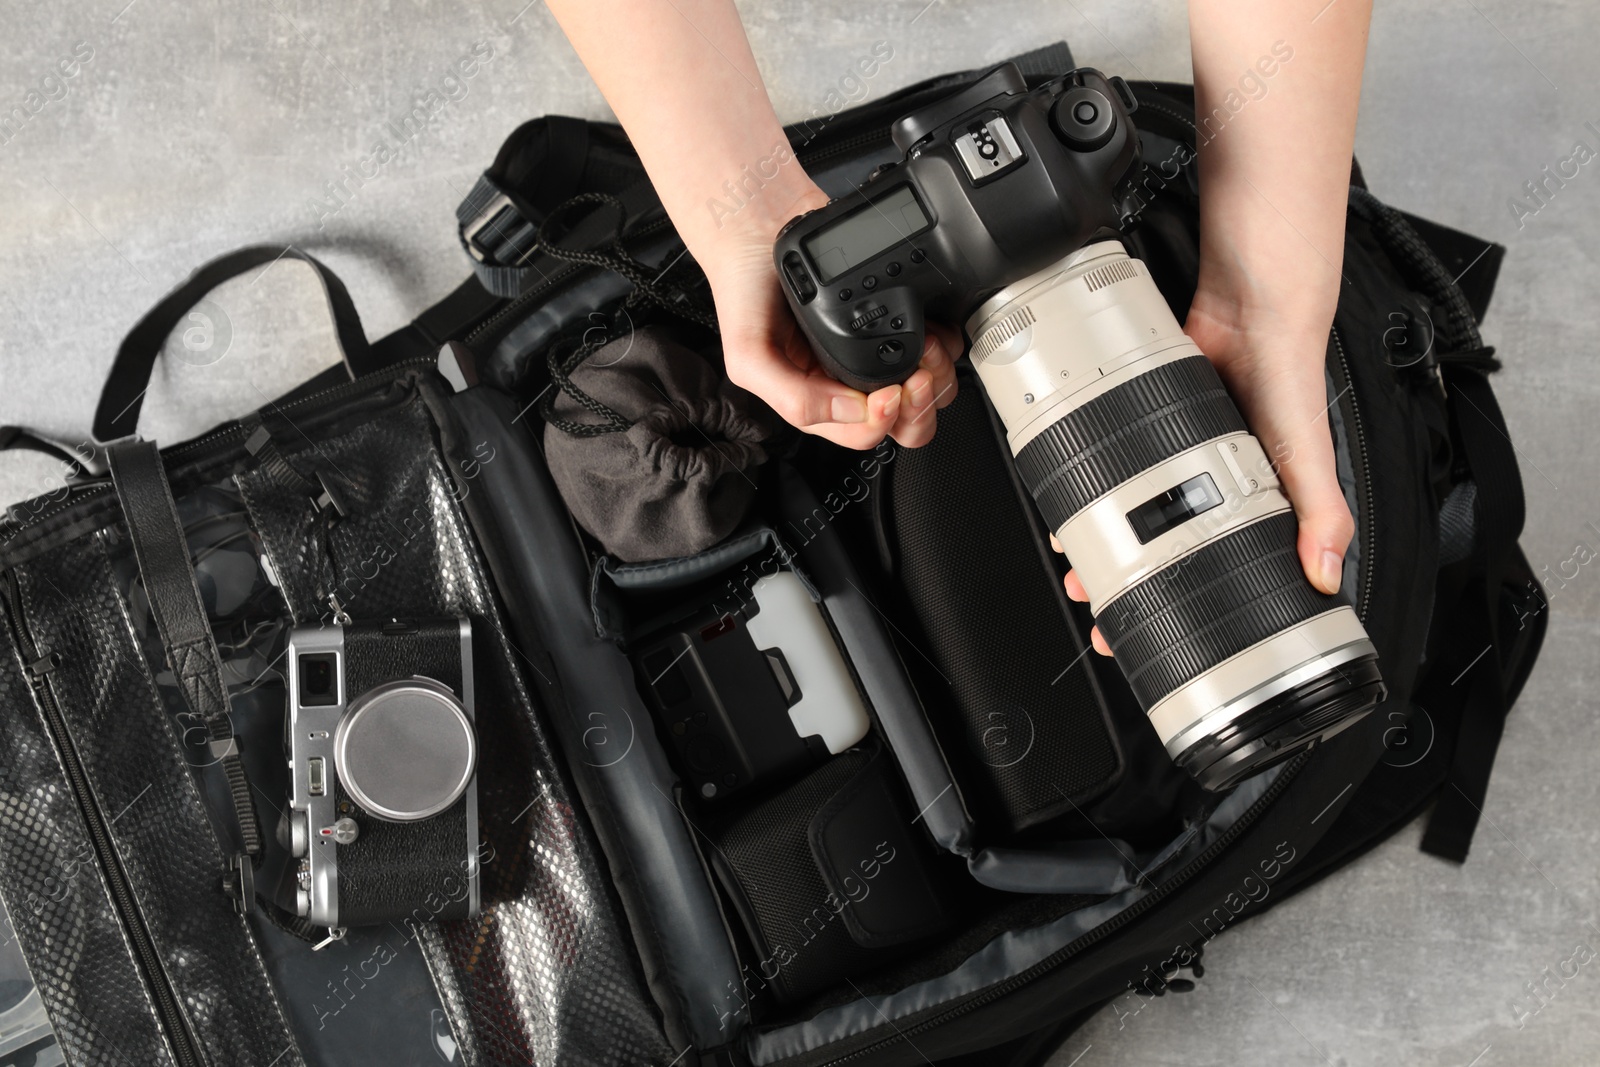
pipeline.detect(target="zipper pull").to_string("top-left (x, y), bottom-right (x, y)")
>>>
top-left (26, 651), bottom-right (60, 682)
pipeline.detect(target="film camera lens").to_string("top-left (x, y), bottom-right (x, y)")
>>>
top-left (966, 242), bottom-right (1386, 791)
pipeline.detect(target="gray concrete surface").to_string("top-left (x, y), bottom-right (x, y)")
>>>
top-left (0, 2), bottom-right (1595, 1065)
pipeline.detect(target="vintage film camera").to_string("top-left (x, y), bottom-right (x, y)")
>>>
top-left (284, 618), bottom-right (480, 928)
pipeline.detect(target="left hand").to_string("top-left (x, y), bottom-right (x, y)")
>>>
top-left (1057, 280), bottom-right (1353, 658)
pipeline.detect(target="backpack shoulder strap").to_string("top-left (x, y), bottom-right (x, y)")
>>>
top-left (1417, 364), bottom-right (1534, 862)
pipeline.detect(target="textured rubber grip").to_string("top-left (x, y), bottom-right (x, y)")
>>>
top-left (1096, 512), bottom-right (1344, 708)
top-left (1013, 355), bottom-right (1247, 530)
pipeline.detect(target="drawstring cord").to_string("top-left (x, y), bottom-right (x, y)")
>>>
top-left (531, 192), bottom-right (719, 437)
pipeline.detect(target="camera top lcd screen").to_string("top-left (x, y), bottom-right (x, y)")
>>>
top-left (802, 185), bottom-right (931, 284)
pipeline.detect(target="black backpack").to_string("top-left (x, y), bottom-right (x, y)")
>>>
top-left (0, 42), bottom-right (1543, 1067)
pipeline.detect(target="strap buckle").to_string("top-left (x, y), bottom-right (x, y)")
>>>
top-left (462, 189), bottom-right (527, 265)
top-left (221, 851), bottom-right (255, 917)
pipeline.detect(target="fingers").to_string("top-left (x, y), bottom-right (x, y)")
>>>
top-left (1062, 567), bottom-right (1087, 602)
top-left (1062, 571), bottom-right (1111, 655)
top-left (925, 322), bottom-right (963, 409)
top-left (888, 329), bottom-right (961, 448)
top-left (1187, 315), bottom-right (1356, 597)
top-left (1249, 382), bottom-right (1355, 595)
top-left (1055, 548), bottom-right (1113, 658)
top-left (723, 330), bottom-right (901, 450)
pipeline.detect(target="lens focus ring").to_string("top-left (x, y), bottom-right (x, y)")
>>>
top-left (1013, 355), bottom-right (1247, 531)
top-left (1096, 512), bottom-right (1344, 709)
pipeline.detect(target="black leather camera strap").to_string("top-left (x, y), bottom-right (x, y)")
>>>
top-left (107, 438), bottom-right (263, 871)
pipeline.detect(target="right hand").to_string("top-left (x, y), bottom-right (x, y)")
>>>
top-left (700, 182), bottom-right (961, 450)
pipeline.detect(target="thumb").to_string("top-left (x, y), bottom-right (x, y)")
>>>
top-left (1272, 429), bottom-right (1355, 596)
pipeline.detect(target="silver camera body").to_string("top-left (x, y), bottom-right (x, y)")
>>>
top-left (285, 618), bottom-right (480, 928)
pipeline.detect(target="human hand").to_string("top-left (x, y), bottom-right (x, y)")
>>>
top-left (701, 183), bottom-right (960, 450)
top-left (1056, 277), bottom-right (1353, 658)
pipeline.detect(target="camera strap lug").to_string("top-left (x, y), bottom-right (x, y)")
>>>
top-left (244, 418), bottom-right (349, 516)
top-left (327, 592), bottom-right (352, 625)
top-left (311, 926), bottom-right (347, 951)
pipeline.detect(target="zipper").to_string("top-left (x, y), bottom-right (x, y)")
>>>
top-left (2, 571), bottom-right (203, 1067)
top-left (803, 750), bottom-right (1309, 1067)
top-left (1, 356), bottom-right (436, 542)
top-left (1330, 327), bottom-right (1376, 623)
top-left (793, 130), bottom-right (886, 169)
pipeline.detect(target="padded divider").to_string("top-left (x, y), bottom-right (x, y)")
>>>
top-left (745, 766), bottom-right (1284, 1065)
top-left (773, 462), bottom-right (976, 857)
top-left (874, 375), bottom-right (1128, 836)
top-left (431, 383), bottom-right (741, 1051)
top-left (591, 525), bottom-right (819, 642)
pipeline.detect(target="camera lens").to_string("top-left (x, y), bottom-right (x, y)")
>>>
top-left (966, 242), bottom-right (1385, 791)
top-left (297, 652), bottom-right (339, 707)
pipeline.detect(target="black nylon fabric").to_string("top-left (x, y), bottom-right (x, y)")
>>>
top-left (709, 747), bottom-right (935, 1007)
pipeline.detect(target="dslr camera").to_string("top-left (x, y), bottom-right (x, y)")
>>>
top-left (775, 64), bottom-right (1385, 790)
top-left (285, 618), bottom-right (480, 928)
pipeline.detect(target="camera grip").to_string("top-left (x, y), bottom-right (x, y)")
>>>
top-left (801, 296), bottom-right (926, 394)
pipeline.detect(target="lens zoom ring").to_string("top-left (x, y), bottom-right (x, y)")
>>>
top-left (1096, 513), bottom-right (1342, 709)
top-left (1014, 355), bottom-right (1247, 530)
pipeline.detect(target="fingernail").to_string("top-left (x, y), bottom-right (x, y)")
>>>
top-left (831, 395), bottom-right (867, 423)
top-left (919, 346), bottom-right (943, 370)
top-left (882, 390), bottom-right (901, 419)
top-left (1319, 550), bottom-right (1343, 594)
top-left (910, 379), bottom-right (932, 407)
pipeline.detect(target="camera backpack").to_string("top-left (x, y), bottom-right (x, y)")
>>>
top-left (0, 41), bottom-right (1546, 1067)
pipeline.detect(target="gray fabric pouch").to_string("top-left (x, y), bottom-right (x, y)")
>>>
top-left (543, 327), bottom-right (776, 563)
